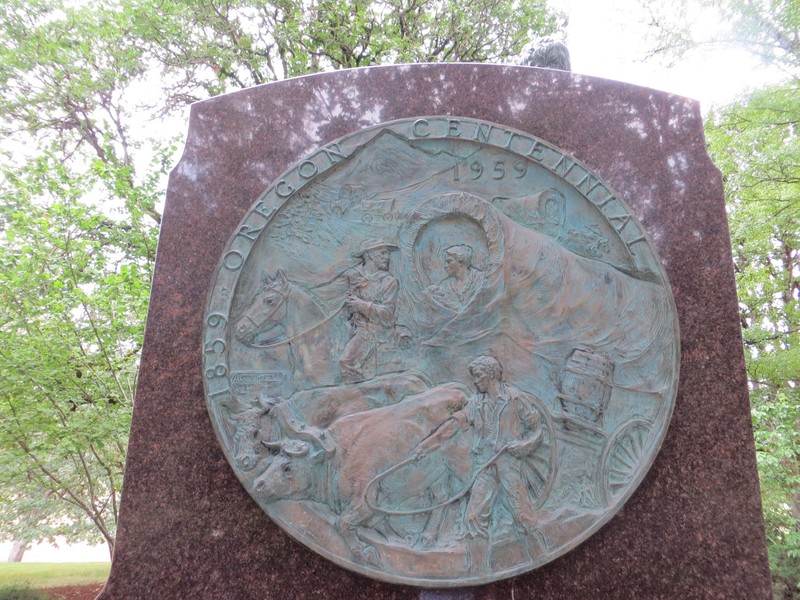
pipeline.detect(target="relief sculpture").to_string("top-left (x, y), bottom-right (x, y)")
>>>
top-left (336, 239), bottom-right (399, 383)
top-left (203, 117), bottom-right (680, 586)
top-left (427, 244), bottom-right (484, 310)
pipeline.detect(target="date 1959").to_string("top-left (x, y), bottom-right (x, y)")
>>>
top-left (453, 159), bottom-right (528, 181)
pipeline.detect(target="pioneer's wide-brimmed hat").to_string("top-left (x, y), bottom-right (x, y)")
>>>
top-left (352, 238), bottom-right (399, 258)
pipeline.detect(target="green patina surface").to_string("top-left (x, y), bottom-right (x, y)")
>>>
top-left (202, 117), bottom-right (680, 586)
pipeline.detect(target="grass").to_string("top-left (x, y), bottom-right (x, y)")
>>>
top-left (0, 563), bottom-right (109, 589)
top-left (0, 587), bottom-right (50, 600)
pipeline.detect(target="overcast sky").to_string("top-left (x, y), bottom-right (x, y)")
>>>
top-left (552, 0), bottom-right (786, 111)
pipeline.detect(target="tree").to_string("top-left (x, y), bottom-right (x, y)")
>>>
top-left (0, 0), bottom-right (562, 558)
top-left (706, 81), bottom-right (800, 590)
top-left (642, 0), bottom-right (800, 78)
top-left (0, 149), bottom-right (164, 557)
top-left (642, 0), bottom-right (800, 591)
top-left (127, 0), bottom-right (559, 107)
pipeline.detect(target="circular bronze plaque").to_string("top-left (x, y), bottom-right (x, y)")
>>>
top-left (203, 117), bottom-right (680, 586)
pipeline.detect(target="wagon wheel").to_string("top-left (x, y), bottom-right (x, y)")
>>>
top-left (524, 396), bottom-right (558, 509)
top-left (598, 418), bottom-right (652, 506)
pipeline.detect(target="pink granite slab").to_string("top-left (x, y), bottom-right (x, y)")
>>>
top-left (98, 63), bottom-right (771, 599)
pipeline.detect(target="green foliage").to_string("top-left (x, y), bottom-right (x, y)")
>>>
top-left (642, 0), bottom-right (800, 77)
top-left (125, 0), bottom-right (559, 108)
top-left (0, 147), bottom-right (163, 552)
top-left (0, 0), bottom-right (561, 556)
top-left (705, 80), bottom-right (800, 591)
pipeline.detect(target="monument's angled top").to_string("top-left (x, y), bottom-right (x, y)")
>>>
top-left (185, 62), bottom-right (702, 112)
top-left (176, 63), bottom-right (709, 189)
top-left (172, 64), bottom-right (714, 256)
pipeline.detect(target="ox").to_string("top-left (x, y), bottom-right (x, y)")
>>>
top-left (229, 395), bottom-right (283, 472)
top-left (282, 369), bottom-right (431, 428)
top-left (231, 370), bottom-right (433, 467)
top-left (253, 382), bottom-right (473, 565)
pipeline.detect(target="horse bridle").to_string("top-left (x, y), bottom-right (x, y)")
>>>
top-left (240, 284), bottom-right (290, 338)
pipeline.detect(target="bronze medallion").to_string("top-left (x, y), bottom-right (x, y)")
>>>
top-left (203, 117), bottom-right (680, 586)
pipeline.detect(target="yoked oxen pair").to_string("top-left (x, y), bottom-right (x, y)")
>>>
top-left (254, 382), bottom-right (474, 566)
top-left (229, 371), bottom-right (432, 473)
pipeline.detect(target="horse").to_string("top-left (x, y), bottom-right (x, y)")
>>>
top-left (233, 270), bottom-right (346, 389)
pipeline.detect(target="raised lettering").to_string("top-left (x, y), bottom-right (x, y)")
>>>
top-left (205, 364), bottom-right (228, 379)
top-left (574, 171), bottom-right (603, 196)
top-left (492, 160), bottom-right (506, 179)
top-left (527, 139), bottom-right (546, 161)
top-left (412, 119), bottom-right (430, 137)
top-left (207, 387), bottom-right (232, 402)
top-left (252, 201), bottom-right (275, 220)
top-left (447, 119), bottom-right (462, 137)
top-left (206, 314), bottom-right (227, 328)
top-left (202, 116), bottom-right (680, 586)
top-left (591, 189), bottom-right (615, 208)
top-left (298, 160), bottom-right (318, 179)
top-left (204, 339), bottom-right (227, 354)
top-left (627, 234), bottom-right (648, 247)
top-left (553, 154), bottom-right (579, 178)
top-left (320, 143), bottom-right (347, 164)
top-left (276, 180), bottom-right (294, 197)
top-left (469, 161), bottom-right (483, 179)
top-left (222, 250), bottom-right (245, 271)
top-left (236, 224), bottom-right (265, 241)
top-left (609, 215), bottom-right (632, 233)
top-left (473, 123), bottom-right (494, 143)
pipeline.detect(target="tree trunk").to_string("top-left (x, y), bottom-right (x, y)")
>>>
top-left (7, 540), bottom-right (27, 562)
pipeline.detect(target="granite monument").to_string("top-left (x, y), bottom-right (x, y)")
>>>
top-left (99, 64), bottom-right (771, 599)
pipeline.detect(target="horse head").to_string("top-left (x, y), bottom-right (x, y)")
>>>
top-left (234, 270), bottom-right (291, 345)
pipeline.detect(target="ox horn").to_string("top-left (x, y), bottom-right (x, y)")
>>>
top-left (282, 439), bottom-right (310, 457)
top-left (258, 394), bottom-right (281, 413)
